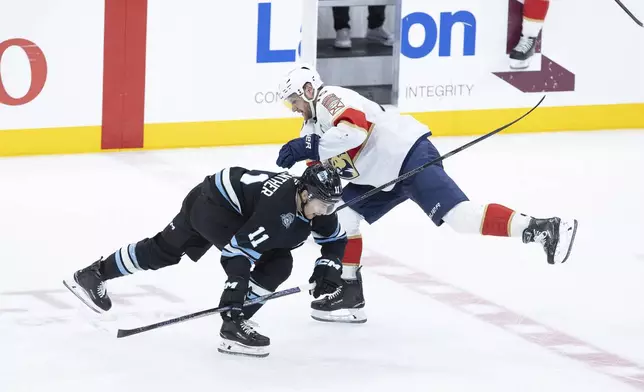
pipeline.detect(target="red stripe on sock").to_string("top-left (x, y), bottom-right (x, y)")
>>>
top-left (343, 237), bottom-right (363, 266)
top-left (481, 204), bottom-right (515, 237)
top-left (524, 0), bottom-right (550, 21)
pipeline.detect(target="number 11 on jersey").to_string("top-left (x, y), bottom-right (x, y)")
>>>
top-left (249, 227), bottom-right (269, 248)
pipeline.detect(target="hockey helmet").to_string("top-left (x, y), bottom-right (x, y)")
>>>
top-left (278, 64), bottom-right (323, 117)
top-left (298, 162), bottom-right (343, 209)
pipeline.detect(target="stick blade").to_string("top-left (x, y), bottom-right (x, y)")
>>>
top-left (116, 329), bottom-right (134, 338)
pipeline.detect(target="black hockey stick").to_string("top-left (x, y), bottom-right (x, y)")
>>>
top-left (116, 282), bottom-right (315, 338)
top-left (336, 95), bottom-right (546, 212)
top-left (116, 97), bottom-right (544, 339)
top-left (613, 0), bottom-right (644, 26)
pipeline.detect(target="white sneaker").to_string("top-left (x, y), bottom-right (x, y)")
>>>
top-left (366, 26), bottom-right (394, 46)
top-left (334, 28), bottom-right (352, 49)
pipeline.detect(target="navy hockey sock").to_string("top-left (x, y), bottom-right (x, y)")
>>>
top-left (99, 243), bottom-right (145, 280)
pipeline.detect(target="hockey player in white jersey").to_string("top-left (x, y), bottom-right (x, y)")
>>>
top-left (275, 64), bottom-right (578, 324)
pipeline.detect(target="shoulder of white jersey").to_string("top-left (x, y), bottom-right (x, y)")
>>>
top-left (315, 86), bottom-right (373, 132)
top-left (316, 86), bottom-right (359, 124)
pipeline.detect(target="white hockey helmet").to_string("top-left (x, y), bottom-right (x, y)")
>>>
top-left (278, 64), bottom-right (323, 117)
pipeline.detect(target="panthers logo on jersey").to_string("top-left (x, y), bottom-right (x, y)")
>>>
top-left (329, 152), bottom-right (359, 180)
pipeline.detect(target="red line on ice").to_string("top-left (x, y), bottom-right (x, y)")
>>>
top-left (365, 250), bottom-right (644, 391)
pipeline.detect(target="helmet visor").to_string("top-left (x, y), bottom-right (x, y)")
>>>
top-left (282, 92), bottom-right (300, 111)
top-left (306, 197), bottom-right (337, 216)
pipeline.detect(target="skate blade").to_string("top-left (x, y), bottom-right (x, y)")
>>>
top-left (311, 308), bottom-right (367, 324)
top-left (217, 338), bottom-right (269, 358)
top-left (62, 277), bottom-right (105, 314)
top-left (509, 58), bottom-right (531, 70)
top-left (555, 219), bottom-right (579, 264)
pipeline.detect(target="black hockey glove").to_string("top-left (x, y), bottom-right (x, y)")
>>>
top-left (218, 275), bottom-right (249, 321)
top-left (309, 257), bottom-right (343, 298)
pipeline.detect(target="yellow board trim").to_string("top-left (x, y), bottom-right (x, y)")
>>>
top-left (143, 117), bottom-right (303, 150)
top-left (0, 126), bottom-right (101, 157)
top-left (410, 103), bottom-right (644, 137)
top-left (0, 103), bottom-right (642, 156)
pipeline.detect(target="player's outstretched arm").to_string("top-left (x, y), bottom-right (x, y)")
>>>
top-left (311, 214), bottom-right (348, 261)
top-left (317, 121), bottom-right (367, 161)
top-left (276, 101), bottom-right (369, 169)
top-left (307, 214), bottom-right (347, 298)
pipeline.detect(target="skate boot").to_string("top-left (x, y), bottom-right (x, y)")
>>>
top-left (218, 316), bottom-right (270, 358)
top-left (311, 266), bottom-right (367, 323)
top-left (510, 34), bottom-right (537, 69)
top-left (63, 258), bottom-right (112, 313)
top-left (523, 217), bottom-right (578, 264)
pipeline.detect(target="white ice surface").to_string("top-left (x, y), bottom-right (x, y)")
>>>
top-left (1, 129), bottom-right (644, 392)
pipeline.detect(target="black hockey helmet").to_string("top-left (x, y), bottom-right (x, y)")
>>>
top-left (298, 162), bottom-right (343, 204)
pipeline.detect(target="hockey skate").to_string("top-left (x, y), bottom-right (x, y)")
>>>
top-left (311, 266), bottom-right (367, 324)
top-left (62, 258), bottom-right (112, 313)
top-left (509, 34), bottom-right (537, 69)
top-left (523, 217), bottom-right (578, 264)
top-left (218, 317), bottom-right (270, 358)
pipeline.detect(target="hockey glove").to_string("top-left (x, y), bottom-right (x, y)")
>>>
top-left (218, 275), bottom-right (249, 321)
top-left (309, 257), bottom-right (343, 298)
top-left (276, 134), bottom-right (320, 169)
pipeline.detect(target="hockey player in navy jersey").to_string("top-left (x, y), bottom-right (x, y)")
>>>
top-left (275, 64), bottom-right (578, 324)
top-left (64, 163), bottom-right (347, 357)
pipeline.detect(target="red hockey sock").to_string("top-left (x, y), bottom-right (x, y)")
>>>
top-left (522, 0), bottom-right (550, 37)
top-left (524, 0), bottom-right (550, 22)
top-left (481, 204), bottom-right (517, 237)
top-left (342, 236), bottom-right (362, 279)
top-left (481, 203), bottom-right (533, 238)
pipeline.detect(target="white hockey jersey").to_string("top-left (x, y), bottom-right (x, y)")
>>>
top-left (301, 86), bottom-right (431, 191)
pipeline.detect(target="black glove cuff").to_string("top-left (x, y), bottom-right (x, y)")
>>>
top-left (222, 256), bottom-right (252, 280)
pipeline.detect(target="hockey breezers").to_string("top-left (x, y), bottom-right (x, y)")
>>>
top-left (335, 95), bottom-right (546, 212)
top-left (116, 283), bottom-right (315, 338)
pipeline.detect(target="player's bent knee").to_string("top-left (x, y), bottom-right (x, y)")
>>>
top-left (134, 234), bottom-right (183, 270)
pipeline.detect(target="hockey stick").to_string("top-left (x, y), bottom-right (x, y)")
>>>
top-left (116, 282), bottom-right (315, 338)
top-left (335, 95), bottom-right (546, 212)
top-left (613, 0), bottom-right (644, 26)
top-left (116, 97), bottom-right (543, 339)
